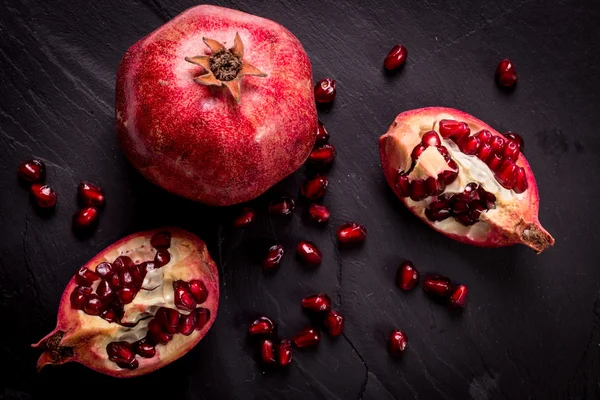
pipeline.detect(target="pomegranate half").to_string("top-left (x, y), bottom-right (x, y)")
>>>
top-left (379, 107), bottom-right (554, 252)
top-left (32, 227), bottom-right (219, 377)
top-left (116, 5), bottom-right (317, 206)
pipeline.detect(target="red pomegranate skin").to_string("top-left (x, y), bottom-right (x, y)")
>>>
top-left (116, 5), bottom-right (318, 206)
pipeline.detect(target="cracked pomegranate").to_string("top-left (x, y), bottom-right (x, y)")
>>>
top-left (33, 228), bottom-right (219, 377)
top-left (379, 107), bottom-right (554, 252)
top-left (18, 159), bottom-right (45, 183)
top-left (116, 5), bottom-right (318, 206)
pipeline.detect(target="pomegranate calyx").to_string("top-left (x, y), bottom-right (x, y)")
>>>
top-left (32, 331), bottom-right (74, 371)
top-left (185, 33), bottom-right (267, 103)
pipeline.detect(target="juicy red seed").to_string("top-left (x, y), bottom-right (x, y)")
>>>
top-left (439, 161), bottom-right (459, 185)
top-left (95, 262), bottom-right (112, 277)
top-left (421, 131), bottom-right (441, 147)
top-left (503, 140), bottom-right (520, 161)
top-left (451, 200), bottom-right (469, 214)
top-left (249, 316), bottom-right (275, 336)
top-left (195, 308), bottom-right (210, 330)
top-left (475, 130), bottom-right (492, 144)
top-left (458, 135), bottom-right (481, 155)
top-left (117, 359), bottom-right (139, 370)
top-left (119, 269), bottom-right (134, 287)
top-left (464, 182), bottom-right (479, 195)
top-left (438, 119), bottom-right (470, 140)
top-left (425, 207), bottom-right (451, 222)
top-left (100, 307), bottom-right (121, 323)
top-left (108, 273), bottom-right (121, 289)
top-left (486, 154), bottom-right (503, 171)
top-left (173, 281), bottom-right (197, 312)
top-left (293, 327), bottom-right (321, 348)
top-left (72, 207), bottom-right (99, 229)
top-left (481, 190), bottom-right (497, 209)
top-left (384, 44), bottom-right (408, 70)
top-left (409, 179), bottom-right (428, 201)
top-left (301, 175), bottom-right (328, 200)
top-left (477, 144), bottom-right (493, 162)
top-left (513, 167), bottom-right (528, 194)
top-left (18, 159), bottom-right (45, 183)
top-left (76, 267), bottom-right (100, 286)
top-left (455, 214), bottom-right (476, 226)
top-left (301, 293), bottom-right (332, 313)
top-left (156, 307), bottom-right (181, 334)
top-left (78, 181), bottom-right (105, 207)
top-left (84, 295), bottom-right (104, 315)
top-left (307, 203), bottom-right (330, 224)
top-left (277, 339), bottom-right (293, 367)
top-left (177, 311), bottom-right (198, 336)
top-left (489, 136), bottom-right (506, 153)
top-left (411, 144), bottom-right (427, 160)
top-left (30, 184), bottom-right (57, 208)
top-left (337, 222), bottom-right (367, 244)
top-left (107, 341), bottom-right (135, 364)
top-left (263, 245), bottom-right (284, 270)
top-left (269, 196), bottom-right (296, 216)
top-left (469, 201), bottom-right (486, 220)
top-left (423, 276), bottom-right (452, 297)
top-left (150, 231), bottom-right (171, 249)
top-left (70, 286), bottom-right (92, 309)
top-left (188, 280), bottom-right (208, 304)
top-left (260, 340), bottom-right (276, 365)
top-left (388, 330), bottom-right (408, 355)
top-left (504, 131), bottom-right (524, 150)
top-left (96, 279), bottom-right (113, 302)
top-left (155, 249), bottom-right (170, 267)
top-left (232, 207), bottom-right (255, 228)
top-left (296, 241), bottom-right (323, 266)
top-left (314, 78), bottom-right (336, 104)
top-left (449, 285), bottom-right (468, 308)
top-left (396, 261), bottom-right (419, 291)
top-left (308, 144), bottom-right (336, 165)
top-left (133, 339), bottom-right (156, 358)
top-left (394, 172), bottom-right (411, 197)
top-left (117, 287), bottom-right (136, 304)
top-left (495, 159), bottom-right (518, 189)
top-left (324, 310), bottom-right (344, 337)
top-left (495, 58), bottom-right (518, 87)
top-left (316, 120), bottom-right (330, 145)
top-left (129, 264), bottom-right (145, 287)
top-left (147, 319), bottom-right (173, 345)
top-left (113, 256), bottom-right (134, 270)
top-left (437, 146), bottom-right (450, 159)
top-left (426, 176), bottom-right (445, 196)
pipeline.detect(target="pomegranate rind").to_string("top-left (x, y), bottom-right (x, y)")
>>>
top-left (32, 227), bottom-right (219, 377)
top-left (379, 107), bottom-right (554, 252)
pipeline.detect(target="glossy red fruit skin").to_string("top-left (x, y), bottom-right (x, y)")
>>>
top-left (324, 310), bottom-right (344, 337)
top-left (293, 327), bottom-right (321, 348)
top-left (78, 181), bottom-right (105, 207)
top-left (263, 245), bottom-right (284, 269)
top-left (30, 184), bottom-right (57, 208)
top-left (336, 222), bottom-right (366, 244)
top-left (277, 339), bottom-right (292, 366)
top-left (423, 275), bottom-right (452, 297)
top-left (314, 78), bottom-right (336, 103)
top-left (18, 159), bottom-right (45, 183)
top-left (232, 207), bottom-right (256, 228)
top-left (396, 261), bottom-right (419, 291)
top-left (495, 58), bottom-right (518, 87)
top-left (384, 44), bottom-right (408, 71)
top-left (388, 330), bottom-right (408, 355)
top-left (296, 241), bottom-right (322, 266)
top-left (116, 6), bottom-right (318, 206)
top-left (301, 293), bottom-right (332, 313)
top-left (248, 316), bottom-right (275, 336)
top-left (316, 120), bottom-right (330, 145)
top-left (448, 285), bottom-right (468, 308)
top-left (73, 207), bottom-right (99, 229)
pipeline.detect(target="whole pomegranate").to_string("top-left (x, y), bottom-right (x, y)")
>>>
top-left (379, 107), bottom-right (554, 252)
top-left (32, 228), bottom-right (219, 377)
top-left (115, 5), bottom-right (317, 206)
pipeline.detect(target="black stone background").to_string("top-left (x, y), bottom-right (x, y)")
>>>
top-left (1, 0), bottom-right (599, 399)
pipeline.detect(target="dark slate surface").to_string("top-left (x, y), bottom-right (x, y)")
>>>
top-left (1, 0), bottom-right (599, 399)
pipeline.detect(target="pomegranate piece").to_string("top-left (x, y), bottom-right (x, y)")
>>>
top-left (30, 184), bottom-right (57, 208)
top-left (263, 245), bottom-right (284, 270)
top-left (72, 207), bottom-right (99, 229)
top-left (396, 261), bottom-right (419, 291)
top-left (423, 275), bottom-right (452, 297)
top-left (336, 222), bottom-right (367, 244)
top-left (78, 181), bottom-right (105, 207)
top-left (33, 228), bottom-right (219, 377)
top-left (495, 58), bottom-right (518, 87)
top-left (307, 203), bottom-right (330, 224)
top-left (300, 175), bottom-right (328, 200)
top-left (269, 196), bottom-right (296, 217)
top-left (504, 131), bottom-right (524, 150)
top-left (301, 293), bottom-right (332, 313)
top-left (308, 144), bottom-right (337, 166)
top-left (384, 44), bottom-right (408, 71)
top-left (448, 285), bottom-right (468, 308)
top-left (260, 339), bottom-right (276, 365)
top-left (324, 310), bottom-right (344, 337)
top-left (316, 120), bottom-right (330, 145)
top-left (293, 327), bottom-right (321, 348)
top-left (388, 330), bottom-right (408, 355)
top-left (18, 159), bottom-right (45, 183)
top-left (232, 207), bottom-right (256, 228)
top-left (248, 316), bottom-right (275, 336)
top-left (296, 241), bottom-right (322, 266)
top-left (314, 78), bottom-right (336, 104)
top-left (277, 339), bottom-right (293, 367)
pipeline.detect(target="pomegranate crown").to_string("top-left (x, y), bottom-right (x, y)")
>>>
top-left (185, 32), bottom-right (267, 103)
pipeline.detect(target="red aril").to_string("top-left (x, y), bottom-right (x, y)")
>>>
top-left (277, 339), bottom-right (292, 366)
top-left (438, 119), bottom-right (470, 141)
top-left (248, 316), bottom-right (275, 336)
top-left (72, 207), bottom-right (99, 229)
top-left (307, 203), bottom-right (330, 224)
top-left (133, 339), bottom-right (156, 358)
top-left (396, 261), bottom-right (419, 291)
top-left (301, 293), bottom-right (331, 313)
top-left (448, 285), bottom-right (468, 308)
top-left (388, 330), bottom-right (408, 355)
top-left (30, 184), bottom-right (57, 208)
top-left (324, 310), bottom-right (344, 337)
top-left (423, 275), bottom-right (452, 297)
top-left (384, 44), bottom-right (408, 71)
top-left (232, 207), bottom-right (256, 228)
top-left (301, 175), bottom-right (328, 200)
top-left (495, 58), bottom-right (518, 87)
top-left (296, 241), bottom-right (322, 266)
top-left (316, 120), bottom-right (330, 145)
top-left (336, 222), bottom-right (366, 244)
top-left (18, 159), bottom-right (45, 183)
top-left (78, 181), bottom-right (105, 207)
top-left (314, 78), bottom-right (336, 103)
top-left (308, 144), bottom-right (336, 166)
top-left (293, 327), bottom-right (320, 348)
top-left (150, 231), bottom-right (171, 249)
top-left (504, 131), bottom-right (524, 150)
top-left (260, 340), bottom-right (276, 365)
top-left (263, 245), bottom-right (284, 270)
top-left (269, 196), bottom-right (296, 217)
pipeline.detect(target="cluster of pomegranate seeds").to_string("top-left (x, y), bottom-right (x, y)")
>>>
top-left (18, 159), bottom-right (45, 183)
top-left (263, 245), bottom-right (284, 270)
top-left (388, 330), bottom-right (408, 356)
top-left (423, 274), bottom-right (468, 308)
top-left (17, 158), bottom-right (54, 208)
top-left (248, 316), bottom-right (293, 367)
top-left (296, 241), bottom-right (322, 266)
top-left (269, 196), bottom-right (296, 217)
top-left (384, 44), bottom-right (408, 71)
top-left (30, 184), bottom-right (58, 208)
top-left (232, 207), bottom-right (256, 228)
top-left (314, 78), bottom-right (336, 104)
top-left (425, 182), bottom-right (497, 226)
top-left (396, 261), bottom-right (419, 290)
top-left (307, 203), bottom-right (330, 224)
top-left (300, 175), bottom-right (328, 200)
top-left (336, 222), bottom-right (367, 244)
top-left (495, 58), bottom-right (518, 88)
top-left (73, 181), bottom-right (105, 230)
top-left (299, 293), bottom-right (344, 338)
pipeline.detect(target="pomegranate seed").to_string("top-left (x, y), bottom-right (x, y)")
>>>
top-left (113, 256), bottom-right (134, 270)
top-left (308, 144), bottom-right (336, 166)
top-left (78, 181), bottom-right (105, 207)
top-left (95, 262), bottom-right (112, 277)
top-left (301, 293), bottom-right (332, 313)
top-left (421, 131), bottom-right (441, 147)
top-left (72, 207), bottom-right (99, 229)
top-left (424, 176), bottom-right (445, 197)
top-left (307, 203), bottom-right (330, 224)
top-left (70, 286), bottom-right (92, 309)
top-left (388, 330), bottom-right (408, 355)
top-left (249, 316), bottom-right (275, 336)
top-left (173, 281), bottom-right (197, 312)
top-left (396, 261), bottom-right (419, 290)
top-left (147, 319), bottom-right (173, 345)
top-left (150, 231), bottom-right (171, 249)
top-left (495, 58), bottom-right (518, 87)
top-left (475, 130), bottom-right (492, 144)
top-left (495, 159), bottom-right (518, 189)
top-left (423, 275), bottom-right (452, 297)
top-left (18, 159), bottom-right (45, 183)
top-left (455, 214), bottom-right (476, 226)
top-left (296, 241), bottom-right (322, 266)
top-left (314, 78), bottom-right (336, 104)
top-left (83, 294), bottom-right (104, 315)
top-left (100, 307), bottom-right (121, 323)
top-left (156, 307), bottom-right (181, 334)
top-left (133, 339), bottom-right (156, 358)
top-left (117, 287), bottom-right (136, 304)
top-left (425, 206), bottom-right (451, 222)
top-left (449, 285), bottom-right (468, 308)
top-left (438, 119), bottom-right (470, 141)
top-left (129, 264), bottom-right (145, 287)
top-left (486, 154), bottom-right (503, 172)
top-left (477, 143), bottom-right (493, 162)
top-left (480, 189), bottom-right (497, 209)
top-left (232, 207), bottom-right (255, 228)
top-left (439, 160), bottom-right (459, 185)
top-left (96, 279), bottom-right (114, 302)
top-left (316, 120), bottom-right (330, 145)
top-left (293, 327), bottom-right (321, 348)
top-left (458, 135), bottom-right (481, 155)
top-left (155, 249), bottom-right (170, 267)
top-left (489, 136), bottom-right (506, 153)
top-left (195, 308), bottom-right (210, 330)
top-left (75, 267), bottom-right (100, 286)
top-left (263, 245), bottom-right (284, 270)
top-left (108, 272), bottom-right (121, 289)
top-left (394, 172), bottom-right (410, 197)
top-left (411, 144), bottom-right (427, 160)
top-left (301, 175), bottom-right (328, 200)
top-left (437, 145), bottom-right (450, 159)
top-left (260, 339), bottom-right (276, 365)
top-left (409, 179), bottom-right (428, 201)
top-left (119, 269), bottom-right (134, 287)
top-left (504, 131), bottom-right (524, 150)
top-left (451, 200), bottom-right (470, 215)
top-left (513, 167), bottom-right (528, 194)
top-left (337, 222), bottom-right (367, 244)
top-left (30, 184), bottom-right (57, 208)
top-left (177, 311), bottom-right (198, 336)
top-left (277, 339), bottom-right (293, 366)
top-left (503, 140), bottom-right (520, 161)
top-left (188, 280), bottom-right (208, 304)
top-left (324, 310), bottom-right (344, 337)
top-left (384, 44), bottom-right (408, 70)
top-left (269, 196), bottom-right (296, 216)
top-left (107, 341), bottom-right (135, 365)
top-left (469, 201), bottom-right (486, 221)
